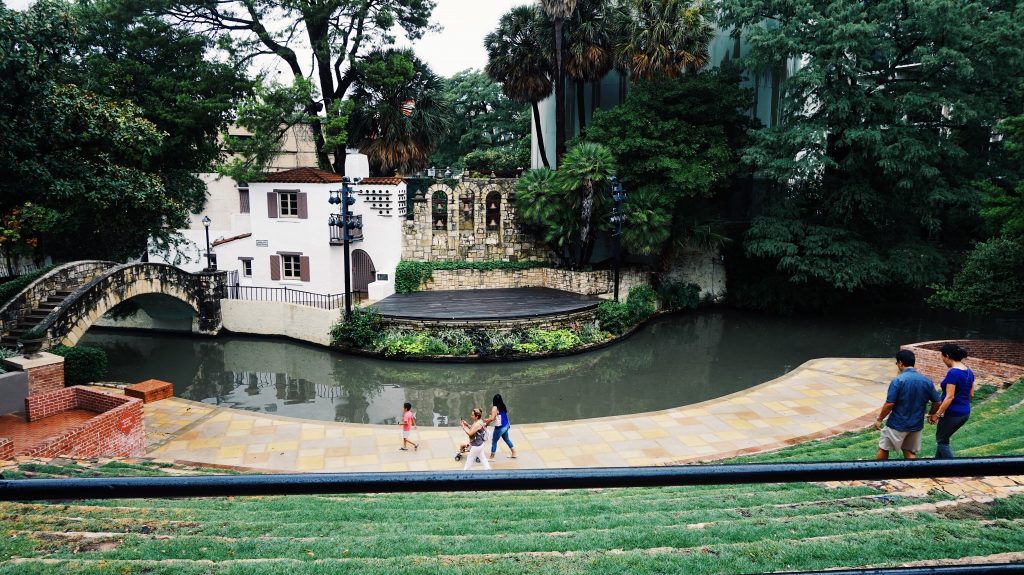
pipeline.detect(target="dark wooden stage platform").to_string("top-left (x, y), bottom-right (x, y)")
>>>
top-left (371, 288), bottom-right (602, 320)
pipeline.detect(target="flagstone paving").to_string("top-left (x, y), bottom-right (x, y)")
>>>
top-left (132, 357), bottom-right (895, 472)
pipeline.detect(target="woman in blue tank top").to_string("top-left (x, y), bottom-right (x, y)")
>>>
top-left (485, 394), bottom-right (517, 460)
top-left (929, 344), bottom-right (975, 458)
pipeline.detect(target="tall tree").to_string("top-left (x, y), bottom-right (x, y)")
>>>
top-left (538, 0), bottom-right (578, 161)
top-left (616, 0), bottom-right (714, 80)
top-left (557, 142), bottom-right (616, 264)
top-left (0, 0), bottom-right (189, 262)
top-left (428, 70), bottom-right (530, 171)
top-left (347, 49), bottom-right (450, 175)
top-left (584, 67), bottom-right (754, 269)
top-left (564, 0), bottom-right (616, 132)
top-left (163, 0), bottom-right (436, 173)
top-left (719, 0), bottom-right (1024, 303)
top-left (485, 5), bottom-right (554, 168)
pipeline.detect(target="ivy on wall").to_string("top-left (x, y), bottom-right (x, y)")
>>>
top-left (394, 260), bottom-right (553, 293)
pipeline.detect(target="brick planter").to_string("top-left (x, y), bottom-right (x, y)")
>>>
top-left (16, 386), bottom-right (144, 458)
top-left (125, 379), bottom-right (174, 403)
top-left (901, 340), bottom-right (1024, 385)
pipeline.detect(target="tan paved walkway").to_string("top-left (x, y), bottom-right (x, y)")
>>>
top-left (137, 357), bottom-right (894, 472)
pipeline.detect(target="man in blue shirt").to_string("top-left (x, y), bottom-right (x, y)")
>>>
top-left (874, 350), bottom-right (941, 460)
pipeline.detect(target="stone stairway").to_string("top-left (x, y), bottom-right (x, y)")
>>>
top-left (0, 288), bottom-right (76, 349)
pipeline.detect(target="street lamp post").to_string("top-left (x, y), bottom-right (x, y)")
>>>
top-left (201, 216), bottom-right (212, 271)
top-left (329, 178), bottom-right (362, 315)
top-left (609, 177), bottom-right (627, 301)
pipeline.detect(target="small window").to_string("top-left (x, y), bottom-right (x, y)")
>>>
top-left (485, 191), bottom-right (501, 231)
top-left (238, 183), bottom-right (250, 214)
top-left (282, 254), bottom-right (301, 278)
top-left (279, 191), bottom-right (298, 217)
top-left (431, 191), bottom-right (448, 230)
top-left (241, 259), bottom-right (252, 277)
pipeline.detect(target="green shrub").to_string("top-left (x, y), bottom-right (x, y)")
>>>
top-left (512, 342), bottom-right (541, 354)
top-left (394, 261), bottom-right (434, 293)
top-left (462, 143), bottom-right (529, 175)
top-left (525, 329), bottom-right (581, 352)
top-left (330, 306), bottom-right (382, 347)
top-left (659, 281), bottom-right (701, 311)
top-left (596, 300), bottom-right (631, 335)
top-left (625, 284), bottom-right (657, 322)
top-left (378, 331), bottom-right (451, 357)
top-left (0, 266), bottom-right (53, 305)
top-left (0, 347), bottom-right (15, 373)
top-left (50, 345), bottom-right (108, 385)
top-left (20, 325), bottom-right (47, 340)
top-left (435, 330), bottom-right (476, 355)
top-left (577, 321), bottom-right (610, 344)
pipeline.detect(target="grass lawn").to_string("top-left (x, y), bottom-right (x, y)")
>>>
top-left (1, 381), bottom-right (1022, 574)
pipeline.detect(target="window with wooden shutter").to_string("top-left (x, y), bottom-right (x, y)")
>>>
top-left (281, 254), bottom-right (301, 279)
top-left (279, 191), bottom-right (299, 217)
top-left (270, 255), bottom-right (281, 280)
top-left (299, 256), bottom-right (310, 282)
top-left (297, 193), bottom-right (308, 219)
top-left (267, 192), bottom-right (278, 218)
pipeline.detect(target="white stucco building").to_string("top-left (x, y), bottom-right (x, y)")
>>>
top-left (158, 162), bottom-right (407, 302)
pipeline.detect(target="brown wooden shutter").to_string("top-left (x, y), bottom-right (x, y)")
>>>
top-left (299, 256), bottom-right (310, 282)
top-left (267, 192), bottom-right (278, 218)
top-left (270, 255), bottom-right (280, 280)
top-left (297, 192), bottom-right (308, 219)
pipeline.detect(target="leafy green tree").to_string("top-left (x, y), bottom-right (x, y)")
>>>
top-left (564, 0), bottom-right (617, 132)
top-left (162, 0), bottom-right (436, 172)
top-left (485, 5), bottom-right (554, 168)
top-left (0, 0), bottom-right (195, 262)
top-left (557, 142), bottom-right (616, 264)
top-left (346, 49), bottom-right (450, 175)
top-left (928, 237), bottom-right (1024, 314)
top-left (428, 70), bottom-right (529, 171)
top-left (718, 0), bottom-right (1024, 302)
top-left (515, 168), bottom-right (575, 267)
top-left (583, 67), bottom-right (754, 268)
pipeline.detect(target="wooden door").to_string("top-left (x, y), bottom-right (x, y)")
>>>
top-left (351, 249), bottom-right (376, 293)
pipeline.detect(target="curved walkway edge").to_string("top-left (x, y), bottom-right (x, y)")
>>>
top-left (135, 357), bottom-right (895, 473)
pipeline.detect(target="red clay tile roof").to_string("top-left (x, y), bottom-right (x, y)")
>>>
top-left (212, 232), bottom-right (251, 247)
top-left (359, 176), bottom-right (404, 185)
top-left (256, 167), bottom-right (344, 184)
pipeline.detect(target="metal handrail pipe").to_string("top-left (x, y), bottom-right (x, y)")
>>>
top-left (2, 457), bottom-right (1023, 502)
top-left (770, 566), bottom-right (1024, 575)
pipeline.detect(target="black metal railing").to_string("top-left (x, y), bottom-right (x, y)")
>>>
top-left (2, 457), bottom-right (1022, 501)
top-left (223, 285), bottom-right (365, 310)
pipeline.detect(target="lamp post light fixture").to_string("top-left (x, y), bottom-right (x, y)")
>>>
top-left (608, 177), bottom-right (628, 301)
top-left (444, 166), bottom-right (452, 180)
top-left (329, 178), bottom-right (363, 315)
top-left (201, 215), bottom-right (213, 271)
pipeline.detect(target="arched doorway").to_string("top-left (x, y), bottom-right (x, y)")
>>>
top-left (351, 249), bottom-right (376, 301)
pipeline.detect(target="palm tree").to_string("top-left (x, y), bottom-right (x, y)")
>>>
top-left (557, 142), bottom-right (615, 265)
top-left (485, 6), bottom-right (554, 168)
top-left (616, 0), bottom-right (714, 80)
top-left (538, 0), bottom-right (578, 161)
top-left (348, 49), bottom-right (451, 175)
top-left (564, 0), bottom-right (616, 132)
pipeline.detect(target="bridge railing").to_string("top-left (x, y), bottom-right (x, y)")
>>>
top-left (223, 285), bottom-right (365, 310)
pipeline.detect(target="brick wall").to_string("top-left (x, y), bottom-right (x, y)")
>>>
top-left (901, 340), bottom-right (1024, 385)
top-left (0, 438), bottom-right (12, 460)
top-left (18, 386), bottom-right (145, 458)
top-left (26, 362), bottom-right (64, 396)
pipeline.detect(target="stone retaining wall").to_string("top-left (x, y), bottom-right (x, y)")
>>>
top-left (381, 307), bottom-right (599, 333)
top-left (901, 340), bottom-right (1024, 385)
top-left (423, 268), bottom-right (652, 298)
top-left (220, 299), bottom-right (338, 346)
top-left (18, 386), bottom-right (144, 458)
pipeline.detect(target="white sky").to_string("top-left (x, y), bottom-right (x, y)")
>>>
top-left (2, 0), bottom-right (532, 78)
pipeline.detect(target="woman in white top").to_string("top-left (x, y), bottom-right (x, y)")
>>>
top-left (460, 407), bottom-right (491, 470)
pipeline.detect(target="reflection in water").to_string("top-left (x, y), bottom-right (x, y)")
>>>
top-left (81, 309), bottom-right (1023, 426)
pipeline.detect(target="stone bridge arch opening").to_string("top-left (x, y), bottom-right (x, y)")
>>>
top-left (89, 293), bottom-right (201, 337)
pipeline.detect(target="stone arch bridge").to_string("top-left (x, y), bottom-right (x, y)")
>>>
top-left (0, 261), bottom-right (226, 350)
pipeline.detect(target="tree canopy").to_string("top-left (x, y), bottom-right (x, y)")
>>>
top-left (0, 0), bottom-right (249, 263)
top-left (718, 0), bottom-right (1024, 307)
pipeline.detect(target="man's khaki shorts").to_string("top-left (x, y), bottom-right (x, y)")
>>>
top-left (879, 427), bottom-right (922, 453)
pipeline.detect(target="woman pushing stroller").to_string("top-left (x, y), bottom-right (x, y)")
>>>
top-left (458, 407), bottom-right (491, 470)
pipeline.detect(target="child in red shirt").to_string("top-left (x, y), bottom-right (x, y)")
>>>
top-left (400, 402), bottom-right (418, 451)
